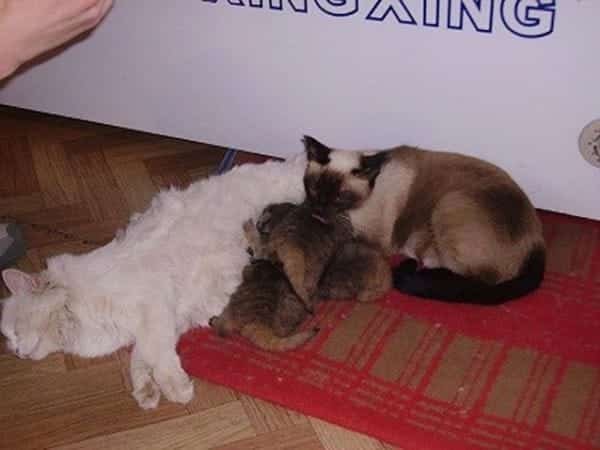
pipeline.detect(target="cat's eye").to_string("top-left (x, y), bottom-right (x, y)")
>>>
top-left (351, 167), bottom-right (374, 179)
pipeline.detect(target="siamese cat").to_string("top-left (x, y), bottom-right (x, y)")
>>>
top-left (302, 136), bottom-right (545, 305)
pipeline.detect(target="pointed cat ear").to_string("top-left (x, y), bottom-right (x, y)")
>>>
top-left (2, 269), bottom-right (41, 296)
top-left (354, 152), bottom-right (389, 186)
top-left (302, 135), bottom-right (331, 165)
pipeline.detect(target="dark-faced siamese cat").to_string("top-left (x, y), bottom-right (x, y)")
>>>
top-left (302, 136), bottom-right (546, 305)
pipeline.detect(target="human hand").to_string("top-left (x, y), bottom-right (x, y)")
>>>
top-left (0, 0), bottom-right (113, 79)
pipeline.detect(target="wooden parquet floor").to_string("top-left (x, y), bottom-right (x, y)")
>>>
top-left (0, 106), bottom-right (397, 450)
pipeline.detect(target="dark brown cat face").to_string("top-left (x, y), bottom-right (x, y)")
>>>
top-left (302, 135), bottom-right (388, 215)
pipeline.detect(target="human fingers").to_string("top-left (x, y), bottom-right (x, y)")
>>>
top-left (64, 0), bottom-right (114, 34)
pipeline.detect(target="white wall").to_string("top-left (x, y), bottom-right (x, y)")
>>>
top-left (1, 0), bottom-right (598, 219)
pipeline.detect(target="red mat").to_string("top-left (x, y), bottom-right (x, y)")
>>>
top-left (178, 211), bottom-right (600, 450)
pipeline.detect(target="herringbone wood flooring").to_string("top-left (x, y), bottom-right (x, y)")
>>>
top-left (0, 106), bottom-right (397, 450)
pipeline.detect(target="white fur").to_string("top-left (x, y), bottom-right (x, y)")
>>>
top-left (328, 149), bottom-right (361, 173)
top-left (0, 154), bottom-right (306, 409)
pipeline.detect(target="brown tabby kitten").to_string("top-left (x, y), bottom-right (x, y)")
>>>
top-left (208, 258), bottom-right (317, 352)
top-left (247, 202), bottom-right (354, 311)
top-left (302, 136), bottom-right (546, 305)
top-left (247, 202), bottom-right (392, 306)
top-left (318, 236), bottom-right (392, 303)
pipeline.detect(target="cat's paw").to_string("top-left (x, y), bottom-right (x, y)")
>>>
top-left (157, 372), bottom-right (195, 405)
top-left (133, 379), bottom-right (161, 410)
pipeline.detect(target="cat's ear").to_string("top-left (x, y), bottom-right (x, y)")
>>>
top-left (2, 269), bottom-right (41, 296)
top-left (302, 135), bottom-right (331, 165)
top-left (353, 152), bottom-right (389, 185)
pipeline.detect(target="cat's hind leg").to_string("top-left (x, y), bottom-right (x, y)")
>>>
top-left (276, 244), bottom-right (314, 312)
top-left (134, 307), bottom-right (194, 406)
top-left (130, 345), bottom-right (161, 409)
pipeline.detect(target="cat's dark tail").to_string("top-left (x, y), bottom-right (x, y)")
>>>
top-left (392, 246), bottom-right (546, 305)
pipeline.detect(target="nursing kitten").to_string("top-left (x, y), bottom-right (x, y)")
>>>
top-left (208, 258), bottom-right (317, 352)
top-left (248, 202), bottom-right (392, 305)
top-left (302, 136), bottom-right (545, 304)
top-left (247, 202), bottom-right (354, 311)
top-left (317, 236), bottom-right (392, 303)
top-left (213, 202), bottom-right (391, 351)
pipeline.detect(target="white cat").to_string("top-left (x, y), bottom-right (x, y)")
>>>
top-left (0, 154), bottom-right (305, 409)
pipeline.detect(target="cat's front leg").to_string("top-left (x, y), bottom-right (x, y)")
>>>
top-left (130, 345), bottom-right (161, 409)
top-left (134, 309), bottom-right (194, 406)
top-left (152, 352), bottom-right (194, 406)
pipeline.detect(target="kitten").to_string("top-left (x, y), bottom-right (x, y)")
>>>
top-left (0, 155), bottom-right (306, 409)
top-left (212, 202), bottom-right (391, 351)
top-left (208, 258), bottom-right (318, 352)
top-left (302, 136), bottom-right (545, 305)
top-left (247, 202), bottom-right (392, 307)
top-left (247, 202), bottom-right (354, 311)
top-left (318, 236), bottom-right (392, 303)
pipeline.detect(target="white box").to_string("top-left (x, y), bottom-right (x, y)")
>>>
top-left (1, 0), bottom-right (598, 218)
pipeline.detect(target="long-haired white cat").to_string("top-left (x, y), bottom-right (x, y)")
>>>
top-left (1, 154), bottom-right (305, 409)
